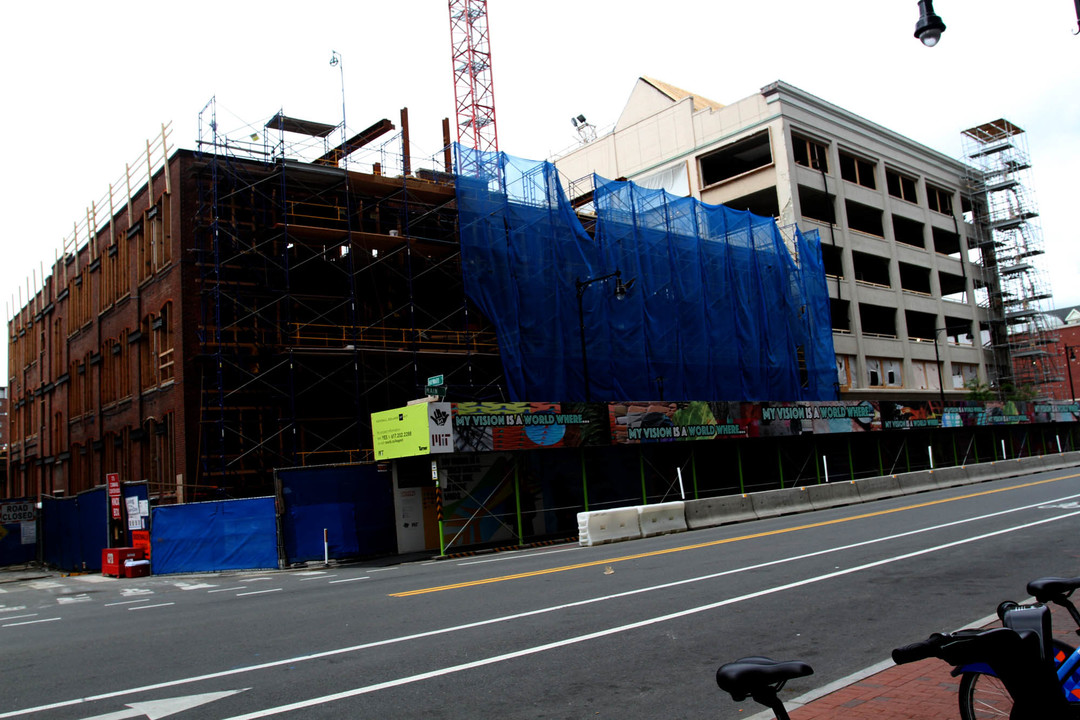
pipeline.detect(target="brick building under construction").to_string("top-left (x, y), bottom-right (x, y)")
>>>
top-left (5, 106), bottom-right (503, 502)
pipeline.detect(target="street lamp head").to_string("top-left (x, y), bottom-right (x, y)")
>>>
top-left (914, 0), bottom-right (946, 46)
top-left (614, 274), bottom-right (636, 300)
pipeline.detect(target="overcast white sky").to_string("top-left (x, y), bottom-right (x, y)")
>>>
top-left (2, 1), bottom-right (1078, 382)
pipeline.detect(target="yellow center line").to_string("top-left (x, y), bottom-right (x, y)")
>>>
top-left (390, 471), bottom-right (1080, 597)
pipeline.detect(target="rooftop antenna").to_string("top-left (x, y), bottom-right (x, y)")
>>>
top-left (330, 50), bottom-right (347, 167)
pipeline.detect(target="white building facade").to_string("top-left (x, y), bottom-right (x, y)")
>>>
top-left (556, 78), bottom-right (998, 402)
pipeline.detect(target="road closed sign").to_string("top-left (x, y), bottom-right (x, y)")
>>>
top-left (0, 501), bottom-right (35, 524)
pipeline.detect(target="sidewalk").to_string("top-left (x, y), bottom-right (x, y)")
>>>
top-left (747, 602), bottom-right (1075, 720)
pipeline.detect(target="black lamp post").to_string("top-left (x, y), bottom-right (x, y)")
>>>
top-left (1066, 345), bottom-right (1078, 401)
top-left (932, 327), bottom-right (948, 408)
top-left (576, 269), bottom-right (634, 402)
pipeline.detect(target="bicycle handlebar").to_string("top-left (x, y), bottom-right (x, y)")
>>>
top-left (891, 633), bottom-right (949, 665)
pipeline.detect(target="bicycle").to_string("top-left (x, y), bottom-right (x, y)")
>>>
top-left (951, 575), bottom-right (1080, 719)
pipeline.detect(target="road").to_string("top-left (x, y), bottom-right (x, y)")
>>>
top-left (3, 465), bottom-right (1080, 719)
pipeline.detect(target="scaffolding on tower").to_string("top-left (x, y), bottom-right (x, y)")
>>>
top-left (448, 0), bottom-right (499, 178)
top-left (962, 119), bottom-right (1061, 398)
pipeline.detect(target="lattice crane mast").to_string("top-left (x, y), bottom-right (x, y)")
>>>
top-left (448, 0), bottom-right (498, 175)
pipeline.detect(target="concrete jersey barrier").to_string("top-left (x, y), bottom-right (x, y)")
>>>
top-left (637, 501), bottom-right (688, 538)
top-left (684, 495), bottom-right (758, 529)
top-left (577, 508), bottom-right (641, 547)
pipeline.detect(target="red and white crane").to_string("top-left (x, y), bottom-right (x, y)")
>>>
top-left (448, 0), bottom-right (499, 174)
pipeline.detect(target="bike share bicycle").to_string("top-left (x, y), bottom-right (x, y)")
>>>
top-left (715, 576), bottom-right (1080, 719)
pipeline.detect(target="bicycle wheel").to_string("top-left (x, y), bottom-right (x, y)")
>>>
top-left (958, 672), bottom-right (1012, 719)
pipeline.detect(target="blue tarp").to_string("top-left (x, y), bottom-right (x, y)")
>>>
top-left (151, 497), bottom-right (278, 574)
top-left (454, 146), bottom-right (835, 402)
top-left (278, 465), bottom-right (396, 564)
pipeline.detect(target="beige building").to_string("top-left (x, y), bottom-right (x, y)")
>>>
top-left (556, 78), bottom-right (998, 401)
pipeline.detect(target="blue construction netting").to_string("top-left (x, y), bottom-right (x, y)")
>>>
top-left (455, 145), bottom-right (835, 402)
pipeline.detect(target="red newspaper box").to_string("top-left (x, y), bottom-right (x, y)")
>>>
top-left (102, 547), bottom-right (144, 578)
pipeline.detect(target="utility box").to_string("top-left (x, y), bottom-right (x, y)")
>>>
top-left (123, 558), bottom-right (152, 578)
top-left (102, 547), bottom-right (144, 578)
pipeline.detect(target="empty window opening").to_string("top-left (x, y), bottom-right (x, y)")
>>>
top-left (845, 200), bottom-right (884, 237)
top-left (821, 245), bottom-right (844, 278)
top-left (852, 251), bottom-right (891, 287)
top-left (912, 360), bottom-right (942, 391)
top-left (725, 187), bottom-right (780, 218)
top-left (932, 227), bottom-right (962, 256)
top-left (939, 271), bottom-right (967, 303)
top-left (792, 134), bottom-right (829, 171)
top-left (831, 299), bottom-right (851, 332)
top-left (943, 318), bottom-right (975, 346)
top-left (899, 262), bottom-right (932, 294)
top-left (700, 130), bottom-right (772, 186)
top-left (860, 303), bottom-right (897, 337)
top-left (798, 185), bottom-right (834, 225)
top-left (905, 310), bottom-right (938, 341)
top-left (892, 215), bottom-right (926, 249)
top-left (840, 152), bottom-right (877, 189)
top-left (886, 169), bottom-right (918, 203)
top-left (927, 185), bottom-right (954, 215)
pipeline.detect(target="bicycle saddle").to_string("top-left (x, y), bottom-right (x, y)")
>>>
top-left (1027, 576), bottom-right (1080, 602)
top-left (715, 656), bottom-right (814, 701)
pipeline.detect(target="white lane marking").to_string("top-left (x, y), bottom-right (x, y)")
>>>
top-left (217, 509), bottom-right (1080, 719)
top-left (74, 576), bottom-right (115, 584)
top-left (175, 582), bottom-right (218, 591)
top-left (300, 576), bottom-right (336, 582)
top-left (236, 589), bottom-right (282, 597)
top-left (207, 587), bottom-right (247, 594)
top-left (26, 581), bottom-right (63, 590)
top-left (457, 546), bottom-right (579, 566)
top-left (105, 599), bottom-right (152, 607)
top-left (328, 577), bottom-right (369, 584)
top-left (3, 618), bottom-right (59, 628)
top-left (368, 567), bottom-right (399, 572)
top-left (128, 603), bottom-right (175, 611)
top-left (295, 571), bottom-right (327, 576)
top-left (0, 606), bottom-right (28, 613)
top-left (56, 595), bottom-right (91, 605)
top-left (121, 588), bottom-right (155, 597)
top-left (6, 495), bottom-right (1079, 719)
top-left (77, 688), bottom-right (249, 720)
top-left (1, 614), bottom-right (39, 621)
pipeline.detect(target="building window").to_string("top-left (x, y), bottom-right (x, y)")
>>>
top-left (927, 185), bottom-right (954, 215)
top-left (792, 133), bottom-right (829, 171)
top-left (157, 302), bottom-right (174, 384)
top-left (139, 200), bottom-right (172, 284)
top-left (912, 360), bottom-right (942, 391)
top-left (699, 130), bottom-right (772, 187)
top-left (952, 363), bottom-right (979, 389)
top-left (867, 358), bottom-right (903, 388)
top-left (845, 200), bottom-right (884, 237)
top-left (140, 315), bottom-right (155, 390)
top-left (836, 354), bottom-right (854, 389)
top-left (839, 152), bottom-right (876, 189)
top-left (149, 413), bottom-right (176, 496)
top-left (886, 169), bottom-right (919, 203)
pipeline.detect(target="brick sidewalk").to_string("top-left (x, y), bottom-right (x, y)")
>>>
top-left (764, 601), bottom-right (1078, 720)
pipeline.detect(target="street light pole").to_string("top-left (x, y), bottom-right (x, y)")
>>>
top-left (1066, 344), bottom-right (1078, 401)
top-left (933, 327), bottom-right (948, 409)
top-left (575, 269), bottom-right (634, 402)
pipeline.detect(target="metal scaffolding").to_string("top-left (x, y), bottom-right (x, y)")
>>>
top-left (962, 119), bottom-right (1060, 397)
top-left (192, 98), bottom-right (504, 498)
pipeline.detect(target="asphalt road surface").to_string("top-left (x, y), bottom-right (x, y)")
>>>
top-left (3, 465), bottom-right (1080, 719)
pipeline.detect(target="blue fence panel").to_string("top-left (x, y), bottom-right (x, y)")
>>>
top-left (151, 497), bottom-right (278, 575)
top-left (0, 497), bottom-right (38, 567)
top-left (77, 488), bottom-right (108, 571)
top-left (278, 465), bottom-right (396, 564)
